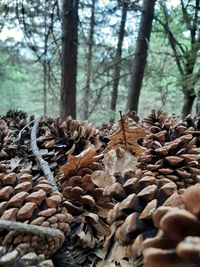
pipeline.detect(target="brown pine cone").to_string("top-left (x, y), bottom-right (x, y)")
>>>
top-left (37, 116), bottom-right (101, 155)
top-left (59, 158), bottom-right (112, 247)
top-left (0, 172), bottom-right (73, 257)
top-left (3, 110), bottom-right (27, 130)
top-left (141, 110), bottom-right (177, 129)
top-left (0, 116), bottom-right (102, 175)
top-left (0, 244), bottom-right (54, 267)
top-left (143, 184), bottom-right (200, 267)
top-left (54, 145), bottom-right (114, 266)
top-left (29, 116), bottom-right (102, 177)
top-left (139, 112), bottom-right (200, 189)
top-left (104, 168), bottom-right (178, 260)
top-left (0, 119), bottom-right (10, 159)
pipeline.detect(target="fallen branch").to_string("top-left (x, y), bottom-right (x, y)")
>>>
top-left (17, 119), bottom-right (35, 142)
top-left (185, 130), bottom-right (200, 134)
top-left (0, 220), bottom-right (64, 240)
top-left (31, 117), bottom-right (58, 190)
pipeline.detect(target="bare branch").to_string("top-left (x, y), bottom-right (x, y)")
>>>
top-left (80, 52), bottom-right (134, 93)
top-left (17, 119), bottom-right (35, 142)
top-left (88, 72), bottom-right (129, 116)
top-left (0, 220), bottom-right (64, 240)
top-left (31, 117), bottom-right (58, 190)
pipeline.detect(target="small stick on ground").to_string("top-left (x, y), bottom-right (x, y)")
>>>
top-left (17, 119), bottom-right (36, 142)
top-left (185, 130), bottom-right (200, 134)
top-left (0, 220), bottom-right (64, 240)
top-left (119, 111), bottom-right (127, 146)
top-left (31, 117), bottom-right (58, 190)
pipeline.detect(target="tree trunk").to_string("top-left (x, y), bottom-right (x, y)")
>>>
top-left (196, 91), bottom-right (200, 115)
top-left (60, 0), bottom-right (79, 120)
top-left (182, 86), bottom-right (196, 118)
top-left (110, 2), bottom-right (128, 123)
top-left (43, 61), bottom-right (47, 114)
top-left (181, 71), bottom-right (197, 116)
top-left (126, 0), bottom-right (156, 113)
top-left (181, 52), bottom-right (197, 117)
top-left (83, 0), bottom-right (95, 120)
top-left (43, 0), bottom-right (47, 114)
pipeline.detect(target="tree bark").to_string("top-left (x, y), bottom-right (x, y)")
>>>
top-left (182, 89), bottom-right (196, 117)
top-left (60, 0), bottom-right (79, 120)
top-left (196, 90), bottom-right (200, 115)
top-left (43, 0), bottom-right (47, 114)
top-left (110, 2), bottom-right (128, 123)
top-left (43, 61), bottom-right (47, 114)
top-left (126, 0), bottom-right (156, 113)
top-left (181, 70), bottom-right (197, 117)
top-left (83, 0), bottom-right (95, 120)
top-left (181, 46), bottom-right (198, 117)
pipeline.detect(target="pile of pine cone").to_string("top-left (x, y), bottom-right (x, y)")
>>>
top-left (144, 184), bottom-right (200, 267)
top-left (0, 109), bottom-right (200, 267)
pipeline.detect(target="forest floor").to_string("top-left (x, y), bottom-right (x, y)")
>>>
top-left (0, 110), bottom-right (199, 267)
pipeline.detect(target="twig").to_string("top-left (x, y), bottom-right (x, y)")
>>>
top-left (0, 220), bottom-right (64, 240)
top-left (31, 117), bottom-right (58, 190)
top-left (119, 111), bottom-right (127, 146)
top-left (185, 130), bottom-right (200, 134)
top-left (17, 119), bottom-right (35, 142)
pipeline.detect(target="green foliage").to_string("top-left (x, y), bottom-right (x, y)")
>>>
top-left (0, 45), bottom-right (44, 115)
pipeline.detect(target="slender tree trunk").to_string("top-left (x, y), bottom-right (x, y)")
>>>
top-left (110, 2), bottom-right (128, 123)
top-left (126, 0), bottom-right (156, 113)
top-left (60, 0), bottom-right (79, 120)
top-left (83, 0), bottom-right (95, 120)
top-left (43, 0), bottom-right (47, 114)
top-left (180, 49), bottom-right (198, 117)
top-left (196, 91), bottom-right (200, 115)
top-left (181, 49), bottom-right (198, 117)
top-left (43, 61), bottom-right (47, 114)
top-left (182, 88), bottom-right (196, 117)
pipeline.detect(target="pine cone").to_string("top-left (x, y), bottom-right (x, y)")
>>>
top-left (101, 112), bottom-right (200, 262)
top-left (0, 116), bottom-right (102, 174)
top-left (60, 161), bottom-right (112, 243)
top-left (0, 119), bottom-right (10, 159)
top-left (104, 168), bottom-right (178, 260)
top-left (0, 171), bottom-right (73, 257)
top-left (55, 145), bottom-right (114, 265)
top-left (38, 116), bottom-right (101, 153)
top-left (143, 184), bottom-right (200, 267)
top-left (139, 112), bottom-right (200, 189)
top-left (3, 110), bottom-right (27, 129)
top-left (0, 244), bottom-right (54, 267)
top-left (31, 116), bottom-right (102, 176)
top-left (141, 110), bottom-right (177, 129)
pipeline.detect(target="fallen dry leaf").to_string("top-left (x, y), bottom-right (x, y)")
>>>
top-left (78, 230), bottom-right (96, 248)
top-left (59, 145), bottom-right (101, 176)
top-left (91, 148), bottom-right (137, 189)
top-left (103, 147), bottom-right (138, 176)
top-left (86, 212), bottom-right (111, 236)
top-left (104, 119), bottom-right (146, 156)
top-left (91, 170), bottom-right (116, 188)
top-left (97, 241), bottom-right (133, 267)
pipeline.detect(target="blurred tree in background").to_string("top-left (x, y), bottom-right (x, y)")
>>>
top-left (0, 0), bottom-right (200, 124)
top-left (127, 0), bottom-right (156, 113)
top-left (61, 0), bottom-right (79, 120)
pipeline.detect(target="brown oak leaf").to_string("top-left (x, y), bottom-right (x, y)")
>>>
top-left (104, 119), bottom-right (146, 156)
top-left (59, 145), bottom-right (101, 177)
